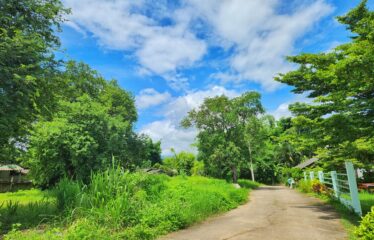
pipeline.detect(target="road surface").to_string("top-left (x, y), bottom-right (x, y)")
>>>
top-left (161, 186), bottom-right (347, 240)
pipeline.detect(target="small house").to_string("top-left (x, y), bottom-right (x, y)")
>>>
top-left (0, 164), bottom-right (31, 192)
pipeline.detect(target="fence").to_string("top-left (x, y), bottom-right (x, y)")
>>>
top-left (304, 162), bottom-right (362, 216)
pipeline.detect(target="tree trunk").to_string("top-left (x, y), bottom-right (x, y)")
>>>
top-left (232, 166), bottom-right (238, 183)
top-left (248, 143), bottom-right (255, 182)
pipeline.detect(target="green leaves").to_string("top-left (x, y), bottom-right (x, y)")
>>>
top-left (182, 91), bottom-right (264, 182)
top-left (275, 0), bottom-right (374, 170)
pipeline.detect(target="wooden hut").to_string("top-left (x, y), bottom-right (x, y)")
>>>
top-left (0, 164), bottom-right (31, 192)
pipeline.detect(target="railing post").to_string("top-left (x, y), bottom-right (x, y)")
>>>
top-left (318, 171), bottom-right (324, 183)
top-left (304, 172), bottom-right (307, 181)
top-left (309, 171), bottom-right (314, 180)
top-left (331, 171), bottom-right (339, 198)
top-left (345, 162), bottom-right (362, 216)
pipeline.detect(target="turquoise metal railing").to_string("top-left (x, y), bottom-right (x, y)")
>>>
top-left (304, 162), bottom-right (362, 216)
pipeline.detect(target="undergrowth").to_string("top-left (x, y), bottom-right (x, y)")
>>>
top-left (4, 167), bottom-right (254, 239)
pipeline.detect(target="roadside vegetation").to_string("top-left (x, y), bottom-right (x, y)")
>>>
top-left (2, 168), bottom-right (259, 239)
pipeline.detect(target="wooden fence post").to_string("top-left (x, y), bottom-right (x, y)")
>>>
top-left (318, 171), bottom-right (324, 183)
top-left (345, 162), bottom-right (362, 216)
top-left (331, 171), bottom-right (339, 198)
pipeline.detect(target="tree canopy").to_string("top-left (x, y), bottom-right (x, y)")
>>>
top-left (275, 0), bottom-right (374, 170)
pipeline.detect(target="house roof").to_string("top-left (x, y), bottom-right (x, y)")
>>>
top-left (295, 157), bottom-right (319, 169)
top-left (0, 164), bottom-right (29, 174)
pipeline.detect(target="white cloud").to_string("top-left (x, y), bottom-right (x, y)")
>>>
top-left (188, 0), bottom-right (333, 91)
top-left (270, 93), bottom-right (311, 119)
top-left (140, 86), bottom-right (240, 155)
top-left (140, 120), bottom-right (197, 156)
top-left (271, 103), bottom-right (292, 120)
top-left (136, 88), bottom-right (171, 110)
top-left (63, 0), bottom-right (206, 89)
top-left (64, 0), bottom-right (332, 91)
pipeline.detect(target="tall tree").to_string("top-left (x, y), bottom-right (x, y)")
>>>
top-left (0, 0), bottom-right (68, 162)
top-left (275, 0), bottom-right (374, 170)
top-left (182, 92), bottom-right (264, 183)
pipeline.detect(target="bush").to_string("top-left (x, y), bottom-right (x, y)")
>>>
top-left (311, 180), bottom-right (331, 195)
top-left (237, 179), bottom-right (260, 189)
top-left (281, 167), bottom-right (303, 183)
top-left (53, 178), bottom-right (81, 212)
top-left (298, 179), bottom-right (312, 193)
top-left (355, 206), bottom-right (374, 240)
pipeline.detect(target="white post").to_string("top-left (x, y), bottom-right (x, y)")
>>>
top-left (345, 162), bottom-right (362, 216)
top-left (318, 171), bottom-right (324, 183)
top-left (331, 171), bottom-right (339, 198)
top-left (309, 171), bottom-right (314, 180)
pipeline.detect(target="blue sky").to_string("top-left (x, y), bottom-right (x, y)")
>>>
top-left (58, 0), bottom-right (372, 155)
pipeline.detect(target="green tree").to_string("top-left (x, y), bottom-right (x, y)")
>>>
top-left (182, 92), bottom-right (264, 183)
top-left (275, 0), bottom-right (374, 170)
top-left (26, 95), bottom-right (133, 187)
top-left (163, 150), bottom-right (195, 175)
top-left (0, 0), bottom-right (68, 162)
top-left (24, 62), bottom-right (157, 187)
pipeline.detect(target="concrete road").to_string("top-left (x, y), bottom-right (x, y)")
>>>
top-left (161, 186), bottom-right (347, 240)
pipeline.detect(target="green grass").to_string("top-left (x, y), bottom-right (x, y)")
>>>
top-left (4, 169), bottom-right (259, 240)
top-left (0, 189), bottom-right (57, 234)
top-left (359, 191), bottom-right (374, 215)
top-left (237, 179), bottom-right (261, 189)
top-left (0, 189), bottom-right (52, 206)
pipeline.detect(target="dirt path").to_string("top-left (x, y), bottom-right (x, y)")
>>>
top-left (161, 186), bottom-right (347, 240)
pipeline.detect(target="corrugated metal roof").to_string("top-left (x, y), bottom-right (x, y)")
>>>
top-left (295, 157), bottom-right (319, 169)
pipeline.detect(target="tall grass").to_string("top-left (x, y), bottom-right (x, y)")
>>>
top-left (5, 167), bottom-right (254, 239)
top-left (0, 189), bottom-right (57, 233)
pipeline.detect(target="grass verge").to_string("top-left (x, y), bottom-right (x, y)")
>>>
top-left (3, 169), bottom-right (259, 240)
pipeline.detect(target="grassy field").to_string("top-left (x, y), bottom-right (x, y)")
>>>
top-left (0, 189), bottom-right (52, 206)
top-left (359, 191), bottom-right (374, 215)
top-left (0, 189), bottom-right (57, 233)
top-left (1, 170), bottom-right (259, 240)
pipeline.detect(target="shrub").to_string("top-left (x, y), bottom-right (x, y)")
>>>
top-left (237, 179), bottom-right (260, 189)
top-left (281, 167), bottom-right (303, 183)
top-left (311, 180), bottom-right (331, 195)
top-left (354, 206), bottom-right (374, 240)
top-left (298, 179), bottom-right (312, 193)
top-left (53, 178), bottom-right (81, 212)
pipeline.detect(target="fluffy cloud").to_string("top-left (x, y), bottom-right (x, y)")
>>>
top-left (270, 94), bottom-right (311, 119)
top-left (63, 0), bottom-right (333, 91)
top-left (140, 86), bottom-right (240, 155)
top-left (63, 0), bottom-right (206, 89)
top-left (136, 88), bottom-right (171, 110)
top-left (271, 103), bottom-right (292, 120)
top-left (188, 0), bottom-right (333, 90)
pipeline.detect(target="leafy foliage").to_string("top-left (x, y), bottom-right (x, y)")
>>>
top-left (182, 92), bottom-right (264, 183)
top-left (163, 150), bottom-right (196, 175)
top-left (355, 207), bottom-right (374, 240)
top-left (0, 0), bottom-right (68, 162)
top-left (275, 0), bottom-right (374, 171)
top-left (21, 60), bottom-right (160, 187)
top-left (4, 169), bottom-right (255, 239)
